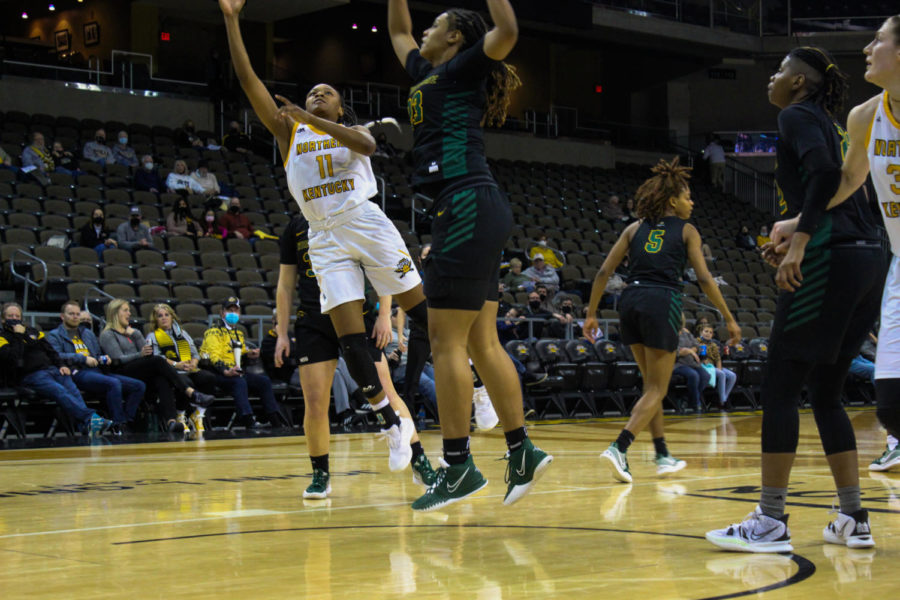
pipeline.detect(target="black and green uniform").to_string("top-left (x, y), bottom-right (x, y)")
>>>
top-left (279, 215), bottom-right (381, 365)
top-left (404, 37), bottom-right (512, 310)
top-left (618, 216), bottom-right (686, 352)
top-left (771, 100), bottom-right (884, 362)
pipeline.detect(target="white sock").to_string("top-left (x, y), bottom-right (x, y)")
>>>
top-left (195, 407), bottom-right (207, 417)
top-left (371, 398), bottom-right (390, 411)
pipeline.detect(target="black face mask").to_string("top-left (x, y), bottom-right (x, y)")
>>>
top-left (95, 136), bottom-right (106, 144)
top-left (529, 300), bottom-right (541, 310)
top-left (561, 305), bottom-right (572, 314)
top-left (538, 292), bottom-right (547, 300)
top-left (229, 206), bottom-right (240, 214)
top-left (130, 217), bottom-right (141, 226)
top-left (185, 125), bottom-right (194, 132)
top-left (93, 216), bottom-right (103, 225)
top-left (4, 319), bottom-right (22, 329)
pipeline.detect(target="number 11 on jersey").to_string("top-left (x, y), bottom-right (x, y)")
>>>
top-left (316, 154), bottom-right (334, 179)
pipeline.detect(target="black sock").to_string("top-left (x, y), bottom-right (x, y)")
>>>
top-left (505, 426), bottom-right (528, 452)
top-left (471, 364), bottom-right (484, 388)
top-left (375, 404), bottom-right (401, 427)
top-left (310, 454), bottom-right (329, 473)
top-left (410, 440), bottom-right (424, 461)
top-left (443, 436), bottom-right (470, 465)
top-left (615, 429), bottom-right (635, 453)
top-left (653, 437), bottom-right (668, 456)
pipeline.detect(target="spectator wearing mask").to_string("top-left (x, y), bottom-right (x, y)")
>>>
top-left (116, 206), bottom-right (153, 253)
top-left (522, 253), bottom-right (560, 294)
top-left (166, 159), bottom-right (203, 196)
top-left (134, 155), bottom-right (165, 193)
top-left (199, 298), bottom-right (282, 428)
top-left (520, 291), bottom-right (552, 339)
top-left (51, 141), bottom-right (81, 176)
top-left (79, 208), bottom-right (118, 260)
top-left (176, 120), bottom-right (204, 148)
top-left (190, 159), bottom-right (221, 196)
top-left (735, 226), bottom-right (756, 250)
top-left (218, 197), bottom-right (254, 240)
top-left (0, 302), bottom-right (113, 437)
top-left (222, 120), bottom-right (251, 154)
top-left (83, 128), bottom-right (113, 165)
top-left (166, 197), bottom-right (198, 237)
top-left (199, 208), bottom-right (225, 238)
top-left (756, 225), bottom-right (771, 247)
top-left (46, 300), bottom-right (145, 431)
top-left (20, 131), bottom-right (53, 184)
top-left (548, 296), bottom-right (580, 338)
top-left (111, 131), bottom-right (139, 167)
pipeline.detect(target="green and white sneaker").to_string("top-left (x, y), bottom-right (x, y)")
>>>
top-left (503, 438), bottom-right (553, 505)
top-left (601, 442), bottom-right (632, 483)
top-left (411, 454), bottom-right (438, 487)
top-left (869, 446), bottom-right (900, 472)
top-left (302, 469), bottom-right (331, 499)
top-left (655, 453), bottom-right (687, 476)
top-left (411, 456), bottom-right (488, 512)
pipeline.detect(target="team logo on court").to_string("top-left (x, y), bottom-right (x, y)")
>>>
top-left (395, 257), bottom-right (414, 278)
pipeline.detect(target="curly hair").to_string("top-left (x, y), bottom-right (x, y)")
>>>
top-left (788, 46), bottom-right (849, 117)
top-left (634, 157), bottom-right (692, 224)
top-left (447, 9), bottom-right (522, 127)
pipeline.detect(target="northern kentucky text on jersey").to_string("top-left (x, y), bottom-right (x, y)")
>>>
top-left (874, 138), bottom-right (900, 158)
top-left (295, 137), bottom-right (345, 155)
top-left (301, 179), bottom-right (356, 202)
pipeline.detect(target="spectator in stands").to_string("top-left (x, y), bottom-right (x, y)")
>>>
top-left (600, 194), bottom-right (625, 221)
top-left (756, 225), bottom-right (771, 247)
top-left (703, 136), bottom-right (726, 191)
top-left (673, 315), bottom-right (712, 413)
top-left (534, 284), bottom-right (557, 313)
top-left (199, 297), bottom-right (283, 428)
top-left (520, 291), bottom-right (552, 339)
top-left (386, 327), bottom-right (437, 414)
top-left (701, 242), bottom-right (715, 263)
top-left (497, 306), bottom-right (523, 345)
top-left (79, 208), bottom-right (118, 260)
top-left (0, 302), bottom-right (113, 437)
top-left (134, 155), bottom-right (165, 193)
top-left (735, 226), bottom-right (756, 250)
top-left (697, 323), bottom-right (737, 410)
top-left (222, 120), bottom-right (251, 154)
top-left (47, 300), bottom-right (145, 432)
top-left (145, 303), bottom-right (217, 433)
top-left (176, 119), bottom-right (204, 148)
top-left (111, 130), bottom-right (139, 167)
top-left (190, 159), bottom-right (221, 196)
top-left (166, 159), bottom-right (203, 196)
top-left (850, 332), bottom-right (877, 384)
top-left (501, 257), bottom-right (530, 291)
top-left (0, 145), bottom-right (15, 173)
top-left (51, 141), bottom-right (81, 177)
top-left (166, 197), bottom-right (198, 238)
top-left (200, 208), bottom-right (225, 238)
top-left (99, 299), bottom-right (214, 434)
top-left (218, 196), bottom-right (254, 240)
top-left (83, 128), bottom-right (113, 165)
top-left (116, 206), bottom-right (154, 253)
top-left (522, 253), bottom-right (560, 294)
top-left (548, 296), bottom-right (580, 338)
top-left (373, 132), bottom-right (399, 158)
top-left (20, 131), bottom-right (53, 185)
top-left (624, 197), bottom-right (639, 221)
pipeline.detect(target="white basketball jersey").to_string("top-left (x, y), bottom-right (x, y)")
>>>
top-left (284, 122), bottom-right (378, 222)
top-left (869, 91), bottom-right (900, 255)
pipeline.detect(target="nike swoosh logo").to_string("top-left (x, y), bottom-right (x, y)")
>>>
top-left (516, 450), bottom-right (527, 477)
top-left (748, 526), bottom-right (779, 541)
top-left (437, 209), bottom-right (446, 217)
top-left (446, 467), bottom-right (470, 493)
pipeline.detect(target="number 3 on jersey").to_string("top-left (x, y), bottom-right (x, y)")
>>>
top-left (889, 164), bottom-right (900, 195)
top-left (407, 90), bottom-right (424, 126)
top-left (645, 229), bottom-right (665, 253)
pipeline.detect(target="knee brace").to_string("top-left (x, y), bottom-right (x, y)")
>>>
top-left (339, 333), bottom-right (383, 400)
top-left (405, 300), bottom-right (429, 333)
top-left (875, 379), bottom-right (900, 438)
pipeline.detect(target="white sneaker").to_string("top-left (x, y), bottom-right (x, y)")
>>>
top-left (824, 509), bottom-right (875, 549)
top-left (706, 506), bottom-right (793, 553)
top-left (379, 416), bottom-right (414, 471)
top-left (473, 386), bottom-right (499, 431)
top-left (655, 453), bottom-right (687, 476)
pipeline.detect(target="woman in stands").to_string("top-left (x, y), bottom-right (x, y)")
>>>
top-left (99, 299), bottom-right (214, 434)
top-left (388, 0), bottom-right (552, 512)
top-left (145, 304), bottom-right (218, 433)
top-left (583, 157), bottom-right (740, 484)
top-left (275, 214), bottom-right (436, 498)
top-left (707, 47), bottom-right (883, 553)
top-left (220, 0), bottom-right (434, 475)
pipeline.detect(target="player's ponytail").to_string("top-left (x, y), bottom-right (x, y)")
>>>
top-left (788, 46), bottom-right (849, 117)
top-left (634, 157), bottom-right (692, 224)
top-left (447, 9), bottom-right (521, 127)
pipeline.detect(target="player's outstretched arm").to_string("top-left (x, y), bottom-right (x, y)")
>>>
top-left (483, 0), bottom-right (518, 61)
top-left (388, 0), bottom-right (419, 65)
top-left (827, 96), bottom-right (879, 210)
top-left (220, 0), bottom-right (291, 159)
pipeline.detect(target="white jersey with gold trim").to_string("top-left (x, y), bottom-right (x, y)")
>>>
top-left (869, 91), bottom-right (900, 255)
top-left (284, 122), bottom-right (378, 223)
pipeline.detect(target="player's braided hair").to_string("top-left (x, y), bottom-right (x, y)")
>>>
top-left (446, 8), bottom-right (521, 127)
top-left (634, 156), bottom-right (692, 224)
top-left (788, 46), bottom-right (849, 117)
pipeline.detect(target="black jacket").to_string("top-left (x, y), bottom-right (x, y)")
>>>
top-left (80, 222), bottom-right (113, 249)
top-left (0, 325), bottom-right (63, 384)
top-left (260, 329), bottom-right (297, 384)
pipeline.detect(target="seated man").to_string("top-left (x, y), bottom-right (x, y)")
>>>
top-left (47, 300), bottom-right (145, 432)
top-left (522, 253), bottom-right (560, 294)
top-left (222, 121), bottom-right (252, 154)
top-left (0, 302), bottom-right (112, 436)
top-left (20, 131), bottom-right (53, 185)
top-left (200, 297), bottom-right (283, 428)
top-left (83, 128), bottom-right (114, 165)
top-left (111, 131), bottom-right (139, 167)
top-left (116, 206), bottom-right (154, 253)
top-left (134, 155), bottom-right (165, 193)
top-left (217, 197), bottom-right (254, 240)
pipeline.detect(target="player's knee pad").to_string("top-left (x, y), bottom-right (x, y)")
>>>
top-left (405, 300), bottom-right (428, 332)
top-left (875, 379), bottom-right (900, 437)
top-left (339, 333), bottom-right (383, 400)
